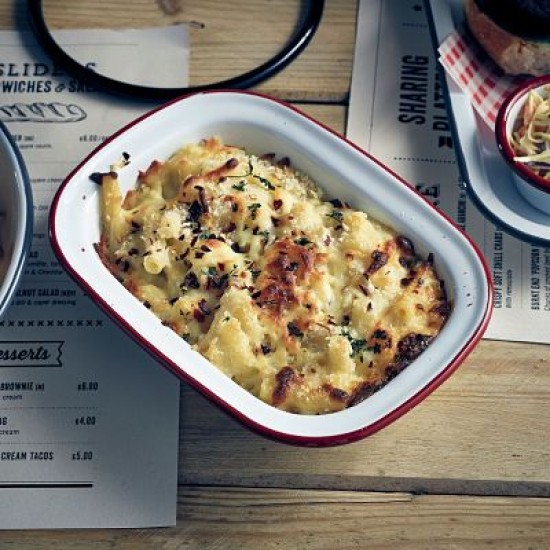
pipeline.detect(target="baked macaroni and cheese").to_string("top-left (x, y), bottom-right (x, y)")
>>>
top-left (95, 137), bottom-right (450, 414)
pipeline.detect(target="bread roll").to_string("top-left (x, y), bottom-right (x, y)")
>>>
top-left (465, 0), bottom-right (550, 76)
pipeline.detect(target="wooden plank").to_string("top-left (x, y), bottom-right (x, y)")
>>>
top-left (1, 487), bottom-right (549, 548)
top-left (255, 0), bottom-right (356, 102)
top-left (177, 338), bottom-right (550, 496)
top-left (1, 0), bottom-right (356, 103)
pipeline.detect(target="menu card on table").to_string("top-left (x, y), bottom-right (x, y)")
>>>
top-left (0, 28), bottom-right (187, 528)
top-left (348, 0), bottom-right (550, 344)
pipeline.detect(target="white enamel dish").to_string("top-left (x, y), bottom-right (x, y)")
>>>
top-left (426, 0), bottom-right (550, 246)
top-left (0, 121), bottom-right (33, 319)
top-left (49, 91), bottom-right (492, 446)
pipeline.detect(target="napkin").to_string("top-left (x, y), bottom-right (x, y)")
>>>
top-left (437, 28), bottom-right (529, 129)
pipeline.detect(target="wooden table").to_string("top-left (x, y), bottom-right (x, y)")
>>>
top-left (2, 1), bottom-right (550, 547)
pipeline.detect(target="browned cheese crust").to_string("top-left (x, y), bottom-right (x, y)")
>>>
top-left (97, 137), bottom-right (450, 414)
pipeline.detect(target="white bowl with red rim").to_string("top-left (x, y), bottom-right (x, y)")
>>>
top-left (49, 90), bottom-right (493, 446)
top-left (496, 75), bottom-right (550, 215)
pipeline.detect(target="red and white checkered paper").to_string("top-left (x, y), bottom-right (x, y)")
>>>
top-left (438, 29), bottom-right (528, 129)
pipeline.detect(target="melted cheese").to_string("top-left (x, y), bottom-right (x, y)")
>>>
top-left (97, 137), bottom-right (450, 414)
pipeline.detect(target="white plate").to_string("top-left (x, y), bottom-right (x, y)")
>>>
top-left (50, 91), bottom-right (492, 445)
top-left (0, 121), bottom-right (33, 318)
top-left (425, 0), bottom-right (550, 246)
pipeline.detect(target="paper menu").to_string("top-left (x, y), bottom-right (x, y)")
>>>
top-left (0, 30), bottom-right (182, 528)
top-left (347, 0), bottom-right (550, 344)
top-left (51, 25), bottom-right (189, 88)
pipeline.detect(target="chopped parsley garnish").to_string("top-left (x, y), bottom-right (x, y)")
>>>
top-left (248, 203), bottom-right (261, 219)
top-left (257, 176), bottom-right (275, 190)
top-left (327, 210), bottom-right (344, 222)
top-left (294, 237), bottom-right (312, 246)
top-left (225, 157), bottom-right (275, 191)
top-left (368, 343), bottom-right (382, 354)
top-left (205, 266), bottom-right (218, 276)
top-left (342, 329), bottom-right (367, 357)
top-left (232, 181), bottom-right (247, 191)
top-left (350, 338), bottom-right (367, 356)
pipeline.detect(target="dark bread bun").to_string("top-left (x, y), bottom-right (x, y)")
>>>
top-left (465, 0), bottom-right (550, 75)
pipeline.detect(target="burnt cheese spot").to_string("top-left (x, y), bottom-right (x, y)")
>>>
top-left (196, 186), bottom-right (209, 214)
top-left (430, 301), bottom-right (451, 318)
top-left (188, 200), bottom-right (204, 222)
top-left (323, 385), bottom-right (349, 403)
top-left (287, 322), bottom-right (304, 338)
top-left (378, 333), bottom-right (435, 384)
top-left (89, 171), bottom-right (118, 185)
top-left (225, 157), bottom-right (239, 169)
top-left (395, 235), bottom-right (415, 255)
top-left (397, 333), bottom-right (433, 362)
top-left (255, 238), bottom-right (317, 316)
top-left (272, 366), bottom-right (296, 406)
top-left (365, 249), bottom-right (388, 276)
